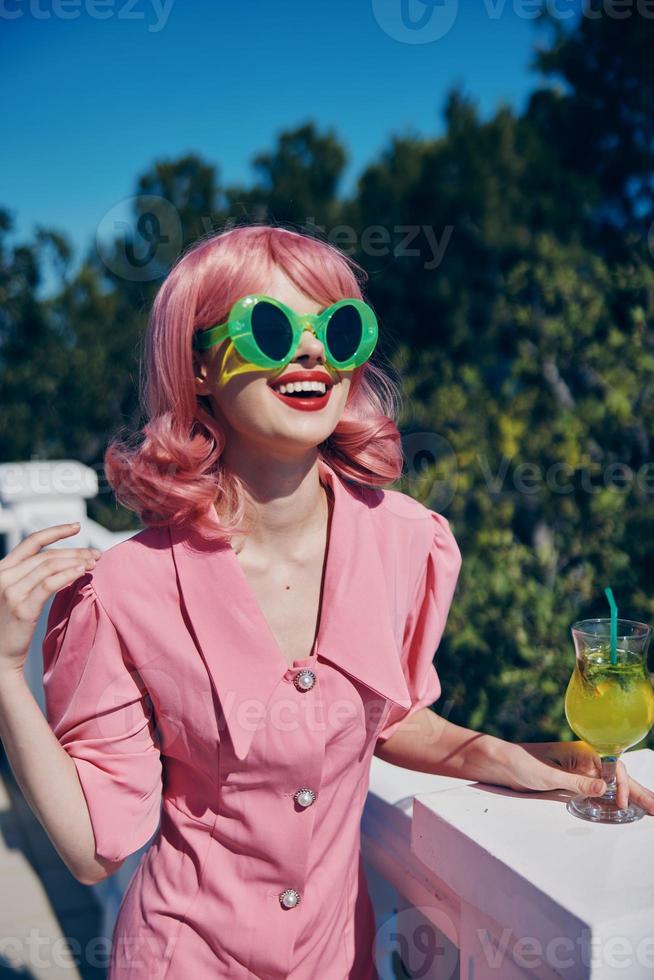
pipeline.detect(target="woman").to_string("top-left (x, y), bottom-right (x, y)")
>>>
top-left (0, 224), bottom-right (652, 979)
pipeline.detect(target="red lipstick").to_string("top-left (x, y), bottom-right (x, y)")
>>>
top-left (267, 370), bottom-right (334, 413)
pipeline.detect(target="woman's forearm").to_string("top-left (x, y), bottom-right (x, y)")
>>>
top-left (0, 667), bottom-right (120, 885)
top-left (374, 706), bottom-right (514, 784)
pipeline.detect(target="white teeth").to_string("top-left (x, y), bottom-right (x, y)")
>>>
top-left (276, 381), bottom-right (327, 395)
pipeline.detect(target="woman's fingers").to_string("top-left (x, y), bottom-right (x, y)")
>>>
top-left (490, 742), bottom-right (654, 814)
top-left (0, 523), bottom-right (103, 676)
top-left (615, 759), bottom-right (630, 810)
top-left (605, 760), bottom-right (654, 814)
top-left (0, 547), bottom-right (101, 589)
top-left (0, 548), bottom-right (102, 591)
top-left (628, 776), bottom-right (654, 815)
top-left (0, 523), bottom-right (84, 571)
top-left (3, 565), bottom-right (85, 639)
top-left (5, 555), bottom-right (95, 617)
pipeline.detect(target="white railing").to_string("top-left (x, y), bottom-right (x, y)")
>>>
top-left (364, 749), bottom-right (654, 980)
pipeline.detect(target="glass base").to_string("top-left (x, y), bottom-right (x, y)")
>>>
top-left (566, 793), bottom-right (646, 824)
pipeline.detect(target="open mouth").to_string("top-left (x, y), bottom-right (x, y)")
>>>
top-left (269, 381), bottom-right (331, 398)
top-left (267, 378), bottom-right (334, 411)
top-left (273, 390), bottom-right (324, 399)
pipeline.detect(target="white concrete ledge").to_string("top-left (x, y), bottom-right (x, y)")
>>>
top-left (363, 749), bottom-right (654, 980)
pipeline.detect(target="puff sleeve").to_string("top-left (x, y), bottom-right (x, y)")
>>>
top-left (42, 576), bottom-right (163, 864)
top-left (376, 511), bottom-right (462, 743)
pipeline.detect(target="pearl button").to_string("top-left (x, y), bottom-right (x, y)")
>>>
top-left (279, 887), bottom-right (301, 909)
top-left (294, 788), bottom-right (316, 808)
top-left (294, 669), bottom-right (316, 692)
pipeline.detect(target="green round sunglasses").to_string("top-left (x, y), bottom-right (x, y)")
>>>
top-left (192, 294), bottom-right (379, 371)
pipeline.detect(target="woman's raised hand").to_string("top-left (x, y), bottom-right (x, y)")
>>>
top-left (0, 523), bottom-right (101, 676)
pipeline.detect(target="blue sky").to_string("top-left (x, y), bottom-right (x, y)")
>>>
top-left (2, 0), bottom-right (565, 269)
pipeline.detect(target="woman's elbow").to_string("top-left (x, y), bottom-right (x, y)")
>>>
top-left (72, 854), bottom-right (125, 886)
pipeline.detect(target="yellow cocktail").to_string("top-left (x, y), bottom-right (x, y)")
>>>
top-left (565, 648), bottom-right (654, 756)
top-left (565, 617), bottom-right (654, 823)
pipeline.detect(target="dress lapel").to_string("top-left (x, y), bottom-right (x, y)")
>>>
top-left (313, 458), bottom-right (412, 706)
top-left (168, 457), bottom-right (411, 761)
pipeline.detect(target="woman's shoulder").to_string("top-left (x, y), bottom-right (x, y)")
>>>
top-left (357, 482), bottom-right (450, 546)
top-left (353, 482), bottom-right (461, 607)
top-left (83, 525), bottom-right (175, 612)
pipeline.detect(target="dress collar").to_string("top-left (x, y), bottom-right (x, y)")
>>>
top-left (168, 457), bottom-right (411, 760)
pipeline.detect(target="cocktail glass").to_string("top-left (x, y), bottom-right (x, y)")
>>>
top-left (564, 618), bottom-right (654, 823)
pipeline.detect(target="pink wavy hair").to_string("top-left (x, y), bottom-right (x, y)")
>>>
top-left (104, 222), bottom-right (404, 540)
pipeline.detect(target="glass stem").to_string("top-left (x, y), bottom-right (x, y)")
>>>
top-left (600, 756), bottom-right (618, 801)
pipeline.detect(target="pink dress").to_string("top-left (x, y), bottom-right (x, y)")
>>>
top-left (42, 457), bottom-right (462, 979)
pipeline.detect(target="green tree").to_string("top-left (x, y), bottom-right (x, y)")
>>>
top-left (224, 121), bottom-right (347, 228)
top-left (527, 2), bottom-right (654, 258)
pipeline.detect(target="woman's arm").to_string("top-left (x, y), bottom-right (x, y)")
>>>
top-left (374, 706), bottom-right (654, 812)
top-left (0, 667), bottom-right (123, 884)
top-left (0, 524), bottom-right (122, 885)
top-left (374, 706), bottom-right (512, 783)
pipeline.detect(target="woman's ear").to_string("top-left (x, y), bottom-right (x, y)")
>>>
top-left (193, 351), bottom-right (211, 395)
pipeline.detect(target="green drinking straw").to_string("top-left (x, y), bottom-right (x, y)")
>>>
top-left (604, 586), bottom-right (618, 666)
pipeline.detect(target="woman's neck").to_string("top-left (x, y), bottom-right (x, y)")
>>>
top-left (221, 452), bottom-right (331, 561)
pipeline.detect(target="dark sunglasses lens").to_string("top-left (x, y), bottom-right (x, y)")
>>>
top-left (251, 302), bottom-right (294, 361)
top-left (325, 305), bottom-right (363, 362)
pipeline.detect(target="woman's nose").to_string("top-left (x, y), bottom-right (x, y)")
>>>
top-left (294, 327), bottom-right (325, 364)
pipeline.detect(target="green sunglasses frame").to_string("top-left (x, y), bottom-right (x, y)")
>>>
top-left (192, 294), bottom-right (379, 371)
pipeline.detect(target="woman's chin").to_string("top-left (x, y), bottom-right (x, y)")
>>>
top-left (252, 420), bottom-right (337, 454)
